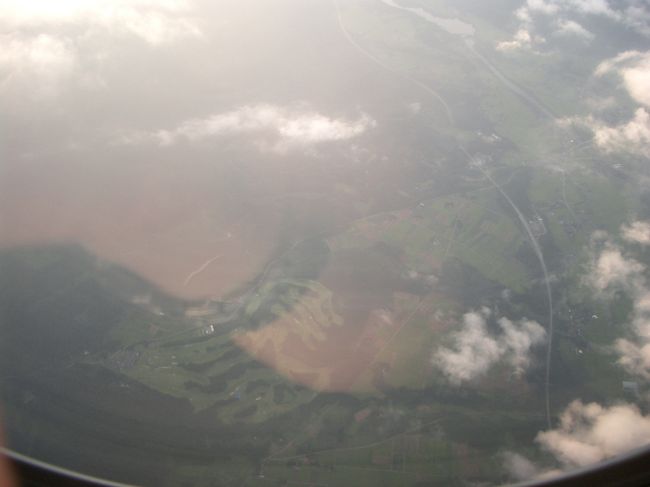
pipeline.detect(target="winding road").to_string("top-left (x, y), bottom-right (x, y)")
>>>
top-left (465, 150), bottom-right (554, 428)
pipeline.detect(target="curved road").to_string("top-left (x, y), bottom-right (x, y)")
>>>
top-left (465, 41), bottom-right (557, 121)
top-left (464, 149), bottom-right (554, 428)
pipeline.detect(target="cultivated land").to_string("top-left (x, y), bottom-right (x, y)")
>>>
top-left (1, 1), bottom-right (648, 486)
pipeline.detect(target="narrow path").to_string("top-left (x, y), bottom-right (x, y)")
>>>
top-left (183, 254), bottom-right (223, 287)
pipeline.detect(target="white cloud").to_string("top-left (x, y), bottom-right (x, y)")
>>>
top-left (501, 1), bottom-right (650, 53)
top-left (432, 308), bottom-right (546, 384)
top-left (122, 104), bottom-right (377, 151)
top-left (592, 108), bottom-right (650, 158)
top-left (623, 64), bottom-right (650, 109)
top-left (555, 19), bottom-right (594, 40)
top-left (563, 0), bottom-right (618, 18)
top-left (560, 109), bottom-right (650, 159)
top-left (622, 5), bottom-right (650, 38)
top-left (562, 50), bottom-right (650, 159)
top-left (502, 452), bottom-right (540, 480)
top-left (632, 291), bottom-right (650, 337)
top-left (502, 451), bottom-right (563, 481)
top-left (515, 7), bottom-right (533, 23)
top-left (526, 0), bottom-right (560, 15)
top-left (504, 399), bottom-right (650, 481)
top-left (0, 34), bottom-right (74, 73)
top-left (586, 226), bottom-right (650, 378)
top-left (595, 51), bottom-right (641, 76)
top-left (540, 0), bottom-right (634, 21)
top-left (615, 339), bottom-right (650, 379)
top-left (0, 0), bottom-right (201, 101)
top-left (622, 221), bottom-right (650, 245)
top-left (499, 317), bottom-right (548, 375)
top-left (596, 51), bottom-right (650, 108)
top-left (0, 33), bottom-right (76, 97)
top-left (536, 401), bottom-right (650, 468)
top-left (587, 243), bottom-right (645, 292)
top-left (433, 308), bottom-right (503, 384)
top-left (0, 0), bottom-right (201, 45)
top-left (496, 29), bottom-right (535, 51)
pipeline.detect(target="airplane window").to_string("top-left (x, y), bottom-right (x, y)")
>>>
top-left (1, 0), bottom-right (649, 485)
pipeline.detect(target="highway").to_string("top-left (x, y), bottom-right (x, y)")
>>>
top-left (333, 0), bottom-right (556, 428)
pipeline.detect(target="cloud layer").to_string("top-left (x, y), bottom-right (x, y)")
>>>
top-left (502, 451), bottom-right (562, 481)
top-left (0, 0), bottom-right (201, 99)
top-left (123, 104), bottom-right (377, 152)
top-left (0, 0), bottom-right (201, 45)
top-left (591, 108), bottom-right (650, 158)
top-left (623, 221), bottom-right (650, 246)
top-left (560, 50), bottom-right (650, 159)
top-left (504, 400), bottom-right (650, 481)
top-left (0, 34), bottom-right (76, 97)
top-left (555, 19), bottom-right (595, 39)
top-left (537, 400), bottom-right (650, 468)
top-left (587, 243), bottom-right (645, 292)
top-left (496, 28), bottom-right (539, 51)
top-left (432, 307), bottom-right (546, 384)
top-left (596, 51), bottom-right (650, 108)
top-left (498, 0), bottom-right (649, 53)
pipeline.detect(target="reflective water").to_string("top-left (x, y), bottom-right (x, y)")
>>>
top-left (381, 0), bottom-right (475, 37)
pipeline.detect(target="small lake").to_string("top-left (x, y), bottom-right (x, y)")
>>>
top-left (381, 0), bottom-right (475, 38)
